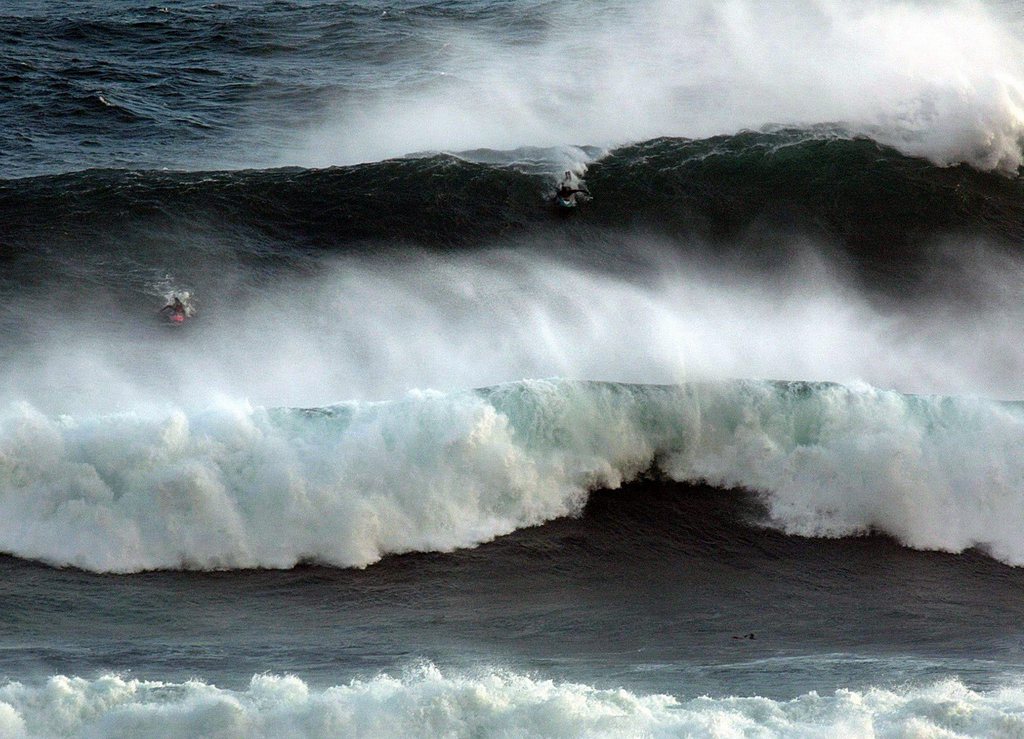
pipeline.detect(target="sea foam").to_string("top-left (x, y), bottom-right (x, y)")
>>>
top-left (1, 665), bottom-right (1022, 738)
top-left (1, 379), bottom-right (1022, 572)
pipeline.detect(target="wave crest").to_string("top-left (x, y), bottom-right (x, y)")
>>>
top-left (0, 379), bottom-right (1022, 572)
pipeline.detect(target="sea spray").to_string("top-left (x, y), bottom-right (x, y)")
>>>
top-left (301, 0), bottom-right (1024, 173)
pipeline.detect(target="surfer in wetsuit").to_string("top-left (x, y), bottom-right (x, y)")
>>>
top-left (556, 171), bottom-right (588, 204)
top-left (160, 296), bottom-right (187, 321)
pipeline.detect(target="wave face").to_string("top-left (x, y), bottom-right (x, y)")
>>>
top-left (0, 667), bottom-right (1022, 739)
top-left (1, 379), bottom-right (1022, 573)
top-left (3, 132), bottom-right (1024, 293)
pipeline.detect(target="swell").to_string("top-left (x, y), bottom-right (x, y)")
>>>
top-left (2, 132), bottom-right (1022, 286)
top-left (1, 378), bottom-right (1022, 573)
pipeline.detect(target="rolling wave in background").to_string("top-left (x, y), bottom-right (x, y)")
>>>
top-left (297, 0), bottom-right (1024, 174)
top-left (4, 0), bottom-right (1024, 176)
top-left (5, 132), bottom-right (1024, 257)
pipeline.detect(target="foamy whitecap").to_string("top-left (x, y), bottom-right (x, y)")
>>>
top-left (1, 379), bottom-right (1022, 573)
top-left (0, 666), bottom-right (1022, 738)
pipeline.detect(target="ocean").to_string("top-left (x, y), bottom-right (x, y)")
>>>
top-left (3, 0), bottom-right (1024, 736)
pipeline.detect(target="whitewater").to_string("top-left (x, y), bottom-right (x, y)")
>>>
top-left (0, 378), bottom-right (1021, 573)
top-left (4, 666), bottom-right (1024, 739)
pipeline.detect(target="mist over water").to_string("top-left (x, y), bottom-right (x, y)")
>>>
top-left (6, 0), bottom-right (1024, 176)
top-left (2, 240), bottom-right (1022, 416)
top-left (294, 0), bottom-right (1024, 173)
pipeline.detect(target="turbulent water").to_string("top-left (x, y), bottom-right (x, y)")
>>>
top-left (4, 0), bottom-right (1024, 736)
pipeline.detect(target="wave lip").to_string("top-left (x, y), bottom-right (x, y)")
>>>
top-left (1, 379), bottom-right (1023, 573)
top-left (1, 666), bottom-right (1022, 739)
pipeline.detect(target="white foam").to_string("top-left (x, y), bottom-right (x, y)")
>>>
top-left (11, 247), bottom-right (1024, 416)
top-left (1, 379), bottom-right (1023, 572)
top-left (0, 666), bottom-right (1022, 738)
top-left (294, 0), bottom-right (1024, 173)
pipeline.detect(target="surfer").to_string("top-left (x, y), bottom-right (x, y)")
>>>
top-left (555, 171), bottom-right (588, 208)
top-left (160, 296), bottom-right (187, 322)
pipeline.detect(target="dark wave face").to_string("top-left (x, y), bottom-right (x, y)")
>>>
top-left (3, 132), bottom-right (1024, 298)
top-left (3, 480), bottom-right (1023, 697)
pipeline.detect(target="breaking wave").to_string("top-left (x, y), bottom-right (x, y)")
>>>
top-left (1, 665), bottom-right (1022, 739)
top-left (1, 379), bottom-right (1022, 573)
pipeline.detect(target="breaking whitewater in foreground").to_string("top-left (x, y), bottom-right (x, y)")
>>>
top-left (3, 666), bottom-right (1024, 738)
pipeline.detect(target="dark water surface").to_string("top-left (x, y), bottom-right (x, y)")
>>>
top-left (3, 483), bottom-right (1022, 700)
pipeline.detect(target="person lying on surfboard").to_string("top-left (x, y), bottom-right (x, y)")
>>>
top-left (556, 171), bottom-right (588, 204)
top-left (160, 296), bottom-right (187, 322)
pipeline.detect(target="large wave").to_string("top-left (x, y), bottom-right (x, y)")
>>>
top-left (4, 133), bottom-right (1024, 260)
top-left (1, 665), bottom-right (1021, 738)
top-left (7, 1), bottom-right (1024, 179)
top-left (296, 0), bottom-right (1024, 175)
top-left (1, 379), bottom-right (1021, 573)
